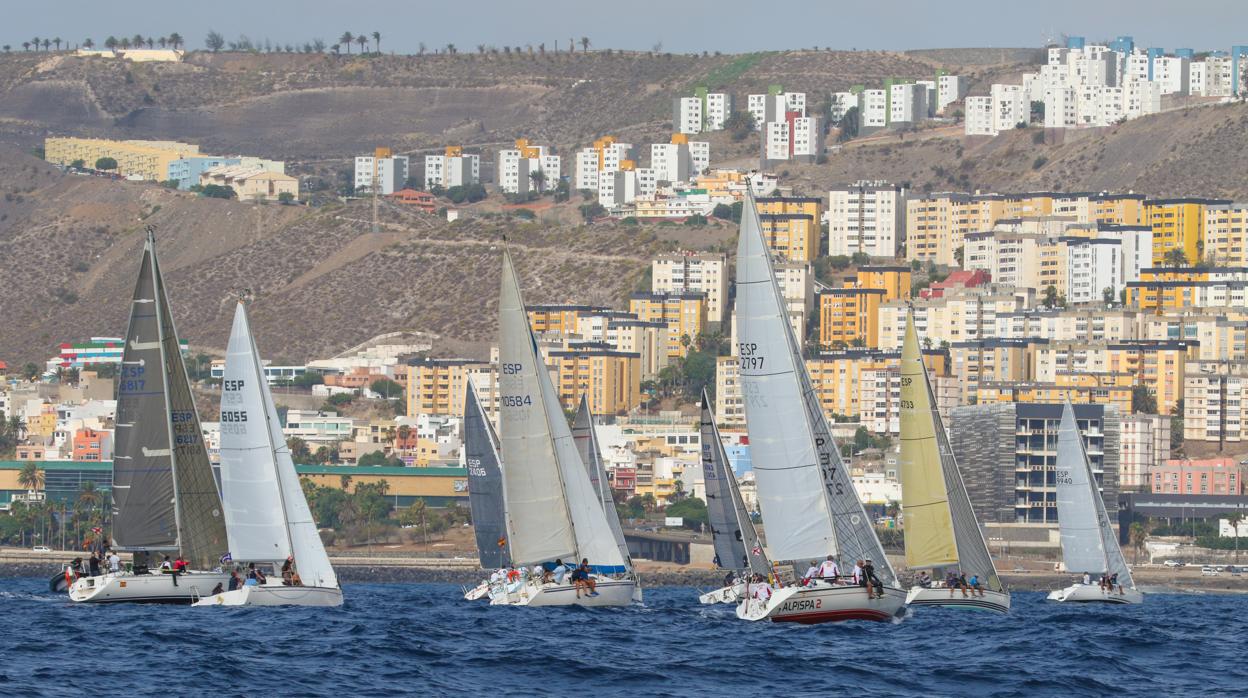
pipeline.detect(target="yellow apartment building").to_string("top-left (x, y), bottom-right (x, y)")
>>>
top-left (628, 292), bottom-right (707, 358)
top-left (1141, 310), bottom-right (1248, 361)
top-left (757, 196), bottom-right (822, 262)
top-left (948, 339), bottom-right (1039, 404)
top-left (975, 378), bottom-right (1133, 414)
top-left (1125, 267), bottom-right (1248, 311)
top-left (405, 358), bottom-right (494, 418)
top-left (550, 344), bottom-right (642, 415)
top-left (1032, 340), bottom-right (1190, 415)
top-left (1204, 203), bottom-right (1248, 266)
top-left (806, 349), bottom-right (950, 420)
top-left (854, 266), bottom-right (912, 302)
top-left (1147, 198), bottom-right (1230, 265)
top-left (45, 137), bottom-right (201, 180)
top-left (607, 318), bottom-right (670, 381)
top-left (818, 287), bottom-right (885, 348)
top-left (527, 304), bottom-right (610, 335)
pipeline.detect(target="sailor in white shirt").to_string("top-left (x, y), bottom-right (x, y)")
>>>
top-left (851, 560), bottom-right (864, 586)
top-left (802, 560), bottom-right (820, 586)
top-left (817, 555), bottom-right (840, 582)
top-left (751, 575), bottom-right (773, 601)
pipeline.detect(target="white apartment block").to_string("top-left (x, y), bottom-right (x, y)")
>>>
top-left (354, 153), bottom-right (409, 195)
top-left (964, 96), bottom-right (995, 135)
top-left (1066, 238), bottom-right (1123, 304)
top-left (764, 121), bottom-right (789, 163)
top-left (1190, 61), bottom-right (1206, 95)
top-left (496, 149), bottom-right (559, 195)
top-left (599, 168), bottom-right (655, 209)
top-left (425, 152), bottom-right (479, 189)
top-left (652, 252), bottom-right (728, 323)
top-left (826, 180), bottom-right (906, 258)
top-left (991, 84), bottom-right (1028, 133)
top-left (860, 89), bottom-right (888, 131)
top-left (1120, 413), bottom-right (1171, 491)
top-left (936, 74), bottom-right (966, 113)
top-left (705, 93), bottom-right (732, 130)
top-left (651, 143), bottom-right (691, 185)
top-left (830, 91), bottom-right (859, 122)
top-left (1153, 56), bottom-right (1190, 95)
top-left (574, 142), bottom-right (635, 192)
top-left (715, 357), bottom-right (745, 426)
top-left (689, 141), bottom-right (710, 174)
top-left (575, 149), bottom-right (600, 191)
top-left (673, 96), bottom-right (702, 135)
top-left (1123, 79), bottom-right (1162, 119)
top-left (889, 83), bottom-right (928, 124)
top-left (775, 261), bottom-right (814, 340)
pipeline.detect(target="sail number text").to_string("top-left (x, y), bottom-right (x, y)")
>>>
top-left (120, 364), bottom-right (146, 392)
top-left (738, 343), bottom-right (764, 370)
top-left (501, 395), bottom-right (532, 407)
top-left (815, 436), bottom-right (845, 496)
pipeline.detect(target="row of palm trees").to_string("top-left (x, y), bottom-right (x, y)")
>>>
top-left (7, 33), bottom-right (184, 53)
top-left (333, 31), bottom-right (381, 55)
top-left (7, 464), bottom-right (109, 550)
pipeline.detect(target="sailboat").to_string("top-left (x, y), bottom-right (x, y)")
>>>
top-left (462, 383), bottom-right (509, 601)
top-left (898, 312), bottom-right (1010, 612)
top-left (733, 195), bottom-right (906, 624)
top-left (488, 249), bottom-right (639, 607)
top-left (193, 301), bottom-right (342, 607)
top-left (695, 390), bottom-right (772, 605)
top-left (70, 229), bottom-right (230, 603)
top-left (571, 394), bottom-right (637, 586)
top-left (1047, 401), bottom-right (1143, 604)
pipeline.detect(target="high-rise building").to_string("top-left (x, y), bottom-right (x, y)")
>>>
top-left (756, 196), bottom-right (823, 263)
top-left (425, 146), bottom-right (480, 189)
top-left (354, 147), bottom-right (409, 195)
top-left (496, 139), bottom-right (559, 195)
top-left (826, 180), bottom-right (907, 257)
top-left (651, 252), bottom-right (728, 323)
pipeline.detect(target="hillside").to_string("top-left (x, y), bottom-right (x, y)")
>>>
top-left (0, 146), bottom-right (733, 365)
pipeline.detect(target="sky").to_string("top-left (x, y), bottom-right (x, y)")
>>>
top-left (5, 0), bottom-right (1248, 54)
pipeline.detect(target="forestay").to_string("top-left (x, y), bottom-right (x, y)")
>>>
top-left (465, 383), bottom-right (510, 569)
top-left (1054, 402), bottom-right (1113, 578)
top-left (699, 393), bottom-right (770, 577)
top-left (572, 396), bottom-right (631, 570)
top-left (735, 195), bottom-right (893, 583)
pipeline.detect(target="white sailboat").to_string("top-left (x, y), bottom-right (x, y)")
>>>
top-left (733, 195), bottom-right (906, 624)
top-left (70, 229), bottom-right (230, 603)
top-left (1047, 401), bottom-right (1143, 604)
top-left (696, 391), bottom-right (771, 605)
top-left (194, 301), bottom-right (342, 607)
top-left (463, 382), bottom-right (509, 601)
top-left (898, 312), bottom-right (1010, 613)
top-left (488, 248), bottom-right (638, 607)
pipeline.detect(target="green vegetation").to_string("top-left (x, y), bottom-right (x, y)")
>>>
top-left (445, 183), bottom-right (487, 204)
top-left (712, 201), bottom-right (742, 222)
top-left (94, 157), bottom-right (117, 171)
top-left (357, 451), bottom-right (404, 467)
top-left (579, 202), bottom-right (606, 222)
top-left (200, 184), bottom-right (236, 199)
top-left (69, 159), bottom-right (85, 169)
top-left (278, 191), bottom-right (296, 204)
top-left (684, 214), bottom-right (708, 226)
top-left (665, 496), bottom-right (708, 528)
top-left (699, 52), bottom-right (768, 89)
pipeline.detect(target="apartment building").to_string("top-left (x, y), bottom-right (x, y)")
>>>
top-left (756, 196), bottom-right (823, 263)
top-left (1204, 203), bottom-right (1248, 266)
top-left (425, 146), bottom-right (480, 189)
top-left (46, 137), bottom-right (202, 181)
top-left (673, 88), bottom-right (733, 133)
top-left (1184, 360), bottom-right (1248, 446)
top-left (877, 286), bottom-right (1027, 351)
top-left (199, 165), bottom-right (298, 201)
top-left (549, 343), bottom-right (641, 415)
top-left (651, 252), bottom-right (728, 323)
top-left (598, 162), bottom-right (656, 208)
top-left (826, 181), bottom-right (907, 257)
top-left (167, 156), bottom-right (240, 190)
top-left (1151, 457), bottom-right (1243, 495)
top-left (1120, 413), bottom-right (1171, 492)
top-left (607, 318), bottom-right (670, 381)
top-left (1142, 310), bottom-right (1248, 361)
top-left (949, 402), bottom-right (1119, 525)
top-left (715, 356), bottom-right (745, 426)
top-left (888, 82), bottom-right (929, 124)
top-left (650, 135), bottom-right (699, 185)
top-left (404, 357), bottom-right (495, 418)
top-left (628, 292), bottom-right (708, 358)
top-left (354, 147), bottom-right (409, 195)
top-left (1031, 340), bottom-right (1190, 415)
top-left (805, 349), bottom-right (950, 425)
top-left (496, 139), bottom-right (560, 195)
top-left (964, 96), bottom-right (995, 136)
top-left (818, 287), bottom-right (885, 348)
top-left (948, 339), bottom-right (1039, 405)
top-left (1125, 267), bottom-right (1248, 311)
top-left (1147, 198), bottom-right (1230, 265)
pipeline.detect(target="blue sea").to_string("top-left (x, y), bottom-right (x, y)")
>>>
top-left (1, 580), bottom-right (1244, 696)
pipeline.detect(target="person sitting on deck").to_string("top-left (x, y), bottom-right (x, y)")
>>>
top-left (228, 569), bottom-right (243, 591)
top-left (851, 560), bottom-right (865, 587)
top-left (210, 582), bottom-right (224, 596)
top-left (750, 574), bottom-right (772, 602)
top-left (967, 573), bottom-right (984, 597)
top-left (572, 559), bottom-right (599, 598)
top-left (956, 573), bottom-right (970, 597)
top-left (802, 560), bottom-right (820, 586)
top-left (246, 563), bottom-right (266, 586)
top-left (1109, 572), bottom-right (1122, 595)
top-left (862, 559), bottom-right (884, 599)
top-left (724, 570), bottom-right (736, 589)
top-left (817, 555), bottom-right (840, 583)
top-left (506, 566), bottom-right (521, 583)
top-left (945, 571), bottom-right (959, 594)
top-left (281, 557), bottom-right (295, 586)
top-left (917, 571), bottom-right (932, 588)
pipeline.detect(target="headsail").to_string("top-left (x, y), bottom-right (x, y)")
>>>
top-left (700, 391), bottom-right (770, 577)
top-left (735, 194), bottom-right (894, 583)
top-left (111, 230), bottom-right (226, 569)
top-left (900, 313), bottom-right (1003, 591)
top-left (465, 382), bottom-right (510, 569)
top-left (1054, 402), bottom-right (1111, 577)
top-left (220, 302), bottom-right (337, 588)
top-left (572, 395), bottom-right (631, 570)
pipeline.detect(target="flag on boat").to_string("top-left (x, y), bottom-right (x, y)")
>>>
top-left (752, 544), bottom-right (763, 556)
top-left (220, 552), bottom-right (232, 564)
top-left (497, 537), bottom-right (507, 549)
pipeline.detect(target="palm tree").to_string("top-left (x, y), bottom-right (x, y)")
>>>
top-left (477, 44), bottom-right (486, 55)
top-left (42, 39), bottom-right (51, 51)
top-left (104, 36), bottom-right (117, 50)
top-left (1129, 521), bottom-right (1148, 564)
top-left (1163, 247), bottom-right (1188, 267)
top-left (132, 34), bottom-right (144, 49)
top-left (355, 35), bottom-right (368, 54)
top-left (82, 38), bottom-right (94, 50)
top-left (339, 32), bottom-right (353, 54)
top-left (18, 463), bottom-right (44, 492)
top-left (22, 42), bottom-right (30, 52)
top-left (146, 37), bottom-right (155, 49)
top-left (32, 37), bottom-right (41, 52)
top-left (418, 42), bottom-right (426, 56)
top-left (2, 45), bottom-right (10, 53)
top-left (331, 44), bottom-right (340, 55)
top-left (53, 37), bottom-right (63, 51)
top-left (1228, 512), bottom-right (1244, 563)
top-left (529, 170), bottom-right (547, 191)
top-left (158, 36), bottom-right (167, 48)
top-left (445, 43), bottom-right (456, 55)
top-left (580, 37), bottom-right (590, 51)
top-left (168, 32), bottom-right (183, 50)
top-left (371, 31), bottom-right (381, 53)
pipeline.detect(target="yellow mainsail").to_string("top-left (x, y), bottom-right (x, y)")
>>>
top-left (899, 312), bottom-right (959, 569)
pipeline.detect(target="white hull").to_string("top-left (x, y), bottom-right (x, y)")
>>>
top-left (69, 571), bottom-right (231, 604)
top-left (488, 577), bottom-right (638, 607)
top-left (905, 585), bottom-right (1011, 613)
top-left (1047, 583), bottom-right (1143, 604)
top-left (736, 582), bottom-right (907, 624)
top-left (463, 580), bottom-right (491, 601)
top-left (698, 583), bottom-right (745, 605)
top-left (193, 583), bottom-right (343, 607)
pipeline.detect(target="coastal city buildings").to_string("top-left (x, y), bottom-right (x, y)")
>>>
top-left (425, 146), bottom-right (480, 189)
top-left (354, 148), bottom-right (409, 195)
top-left (826, 181), bottom-right (907, 257)
top-left (496, 139), bottom-right (560, 195)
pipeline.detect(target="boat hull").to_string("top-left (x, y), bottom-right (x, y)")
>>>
top-left (905, 585), bottom-right (1011, 613)
top-left (193, 583), bottom-right (343, 607)
top-left (1047, 583), bottom-right (1143, 604)
top-left (463, 580), bottom-right (491, 601)
top-left (489, 577), bottom-right (639, 607)
top-left (736, 582), bottom-right (907, 624)
top-left (698, 582), bottom-right (745, 605)
top-left (68, 571), bottom-right (231, 604)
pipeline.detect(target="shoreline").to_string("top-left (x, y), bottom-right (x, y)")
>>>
top-left (9, 560), bottom-right (1248, 594)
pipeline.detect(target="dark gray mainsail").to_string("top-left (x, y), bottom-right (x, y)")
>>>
top-left (110, 229), bottom-right (227, 569)
top-left (571, 395), bottom-right (631, 569)
top-left (465, 383), bottom-right (509, 569)
top-left (700, 392), bottom-right (770, 577)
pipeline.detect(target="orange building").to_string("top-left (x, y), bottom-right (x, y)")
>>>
top-left (855, 266), bottom-right (912, 302)
top-left (72, 428), bottom-right (112, 462)
top-left (388, 188), bottom-right (436, 212)
top-left (818, 287), bottom-right (885, 348)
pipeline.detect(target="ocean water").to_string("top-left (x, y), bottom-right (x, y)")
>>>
top-left (1, 579), bottom-right (1244, 696)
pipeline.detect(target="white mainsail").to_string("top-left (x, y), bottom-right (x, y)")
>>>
top-left (499, 250), bottom-right (627, 572)
top-left (572, 396), bottom-right (632, 569)
top-left (1054, 401), bottom-right (1132, 587)
top-left (899, 313), bottom-right (1003, 591)
top-left (220, 302), bottom-right (337, 588)
top-left (735, 194), bottom-right (894, 582)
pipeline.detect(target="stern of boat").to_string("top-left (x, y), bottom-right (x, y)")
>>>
top-left (905, 585), bottom-right (1011, 613)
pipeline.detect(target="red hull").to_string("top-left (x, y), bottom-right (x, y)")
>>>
top-left (772, 608), bottom-right (894, 624)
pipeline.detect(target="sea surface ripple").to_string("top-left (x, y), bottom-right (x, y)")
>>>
top-left (1, 579), bottom-right (1245, 696)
